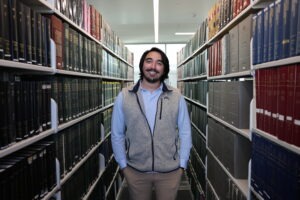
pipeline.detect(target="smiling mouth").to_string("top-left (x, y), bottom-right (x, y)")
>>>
top-left (147, 70), bottom-right (159, 75)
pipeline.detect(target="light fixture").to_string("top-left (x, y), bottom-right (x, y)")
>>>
top-left (153, 0), bottom-right (159, 43)
top-left (175, 32), bottom-right (195, 35)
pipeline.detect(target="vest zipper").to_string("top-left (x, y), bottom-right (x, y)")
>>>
top-left (159, 98), bottom-right (163, 119)
top-left (135, 93), bottom-right (155, 171)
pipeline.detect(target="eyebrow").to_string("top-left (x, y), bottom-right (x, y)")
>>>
top-left (145, 57), bottom-right (163, 63)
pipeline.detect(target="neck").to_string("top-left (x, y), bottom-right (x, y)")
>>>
top-left (140, 79), bottom-right (161, 92)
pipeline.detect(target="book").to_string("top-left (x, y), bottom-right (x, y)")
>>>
top-left (17, 1), bottom-right (26, 62)
top-left (289, 0), bottom-right (298, 57)
top-left (281, 0), bottom-right (291, 58)
top-left (24, 4), bottom-right (32, 64)
top-left (262, 6), bottom-right (269, 63)
top-left (238, 14), bottom-right (252, 71)
top-left (277, 65), bottom-right (288, 141)
top-left (9, 0), bottom-right (19, 61)
top-left (256, 10), bottom-right (264, 64)
top-left (293, 64), bottom-right (300, 146)
top-left (252, 14), bottom-right (258, 65)
top-left (268, 2), bottom-right (275, 62)
top-left (229, 24), bottom-right (239, 73)
top-left (274, 0), bottom-right (283, 60)
top-left (31, 9), bottom-right (37, 64)
top-left (296, 0), bottom-right (300, 55)
top-left (45, 14), bottom-right (63, 69)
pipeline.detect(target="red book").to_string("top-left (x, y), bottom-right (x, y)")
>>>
top-left (255, 69), bottom-right (264, 131)
top-left (243, 0), bottom-right (250, 10)
top-left (260, 68), bottom-right (267, 133)
top-left (265, 68), bottom-right (273, 134)
top-left (270, 68), bottom-right (279, 136)
top-left (276, 65), bottom-right (288, 141)
top-left (293, 64), bottom-right (300, 147)
top-left (89, 5), bottom-right (96, 38)
top-left (285, 65), bottom-right (297, 144)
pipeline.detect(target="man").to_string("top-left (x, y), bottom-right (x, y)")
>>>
top-left (111, 47), bottom-right (192, 200)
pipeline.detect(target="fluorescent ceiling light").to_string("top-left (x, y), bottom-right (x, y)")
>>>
top-left (175, 32), bottom-right (195, 35)
top-left (153, 0), bottom-right (159, 43)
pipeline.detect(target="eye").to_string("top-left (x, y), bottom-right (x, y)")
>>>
top-left (145, 58), bottom-right (152, 63)
top-left (157, 61), bottom-right (163, 66)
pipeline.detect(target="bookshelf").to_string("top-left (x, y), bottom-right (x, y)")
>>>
top-left (177, 0), bottom-right (300, 199)
top-left (0, 0), bottom-right (133, 199)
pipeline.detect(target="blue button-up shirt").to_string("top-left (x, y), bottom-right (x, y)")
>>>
top-left (111, 82), bottom-right (192, 170)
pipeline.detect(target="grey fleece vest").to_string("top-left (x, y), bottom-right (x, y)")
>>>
top-left (122, 81), bottom-right (182, 172)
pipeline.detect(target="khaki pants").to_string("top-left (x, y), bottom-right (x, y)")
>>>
top-left (122, 167), bottom-right (183, 200)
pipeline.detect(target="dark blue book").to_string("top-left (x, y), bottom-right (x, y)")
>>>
top-left (296, 0), bottom-right (300, 55)
top-left (268, 2), bottom-right (275, 62)
top-left (281, 0), bottom-right (291, 58)
top-left (274, 0), bottom-right (283, 60)
top-left (289, 0), bottom-right (298, 57)
top-left (263, 6), bottom-right (269, 63)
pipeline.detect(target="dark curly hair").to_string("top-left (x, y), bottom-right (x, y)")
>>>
top-left (139, 47), bottom-right (169, 81)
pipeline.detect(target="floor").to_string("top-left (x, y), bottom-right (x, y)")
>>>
top-left (116, 172), bottom-right (194, 200)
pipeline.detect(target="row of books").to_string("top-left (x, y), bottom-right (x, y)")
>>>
top-left (0, 0), bottom-right (52, 66)
top-left (177, 0), bottom-right (252, 66)
top-left (0, 139), bottom-right (56, 200)
top-left (52, 76), bottom-right (102, 125)
top-left (207, 0), bottom-right (251, 40)
top-left (208, 117), bottom-right (251, 179)
top-left (56, 112), bottom-right (102, 178)
top-left (251, 133), bottom-right (300, 199)
top-left (102, 108), bottom-right (113, 137)
top-left (252, 0), bottom-right (300, 65)
top-left (207, 150), bottom-right (247, 200)
top-left (190, 148), bottom-right (206, 193)
top-left (192, 126), bottom-right (206, 164)
top-left (102, 50), bottom-right (132, 79)
top-left (61, 149), bottom-right (99, 200)
top-left (180, 80), bottom-right (208, 106)
top-left (54, 0), bottom-right (133, 63)
top-left (102, 81), bottom-right (122, 107)
top-left (0, 0), bottom-right (133, 75)
top-left (0, 73), bottom-right (52, 149)
top-left (255, 64), bottom-right (300, 147)
top-left (177, 50), bottom-right (207, 79)
top-left (208, 14), bottom-right (252, 77)
top-left (208, 80), bottom-right (253, 129)
top-left (186, 163), bottom-right (206, 200)
top-left (88, 158), bottom-right (121, 200)
top-left (51, 14), bottom-right (132, 77)
top-left (187, 102), bottom-right (207, 136)
top-left (177, 20), bottom-right (208, 63)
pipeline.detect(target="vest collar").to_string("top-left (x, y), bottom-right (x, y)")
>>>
top-left (129, 80), bottom-right (172, 93)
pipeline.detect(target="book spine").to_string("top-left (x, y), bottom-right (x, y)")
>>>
top-left (31, 9), bottom-right (37, 64)
top-left (281, 0), bottom-right (291, 59)
top-left (274, 0), bottom-right (283, 60)
top-left (263, 7), bottom-right (269, 63)
top-left (24, 4), bottom-right (32, 64)
top-left (289, 0), bottom-right (298, 57)
top-left (9, 0), bottom-right (19, 61)
top-left (293, 64), bottom-right (300, 147)
top-left (268, 3), bottom-right (275, 62)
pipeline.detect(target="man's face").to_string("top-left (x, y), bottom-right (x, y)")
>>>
top-left (142, 51), bottom-right (165, 83)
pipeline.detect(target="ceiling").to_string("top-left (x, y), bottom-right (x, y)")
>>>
top-left (87, 0), bottom-right (216, 44)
